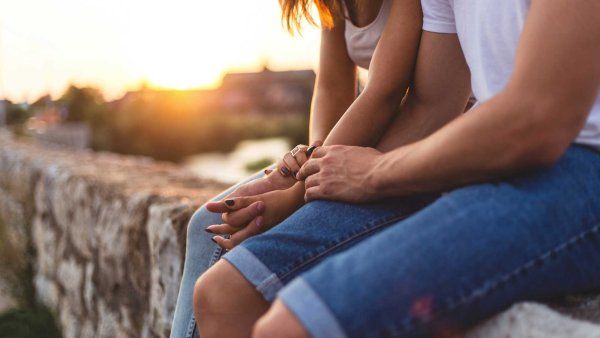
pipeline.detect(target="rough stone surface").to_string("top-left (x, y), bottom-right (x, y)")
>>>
top-left (0, 130), bottom-right (598, 337)
top-left (0, 131), bottom-right (224, 338)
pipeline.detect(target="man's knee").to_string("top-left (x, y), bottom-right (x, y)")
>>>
top-left (252, 300), bottom-right (310, 338)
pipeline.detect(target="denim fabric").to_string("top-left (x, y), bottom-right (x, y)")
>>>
top-left (226, 146), bottom-right (600, 338)
top-left (170, 170), bottom-right (266, 338)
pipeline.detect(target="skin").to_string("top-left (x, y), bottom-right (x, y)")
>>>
top-left (299, 0), bottom-right (600, 201)
top-left (199, 20), bottom-right (472, 338)
top-left (201, 1), bottom-right (600, 337)
top-left (207, 0), bottom-right (431, 247)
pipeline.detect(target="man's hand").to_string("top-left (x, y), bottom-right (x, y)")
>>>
top-left (205, 184), bottom-right (306, 250)
top-left (297, 145), bottom-right (384, 203)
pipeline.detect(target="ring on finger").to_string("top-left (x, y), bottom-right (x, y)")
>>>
top-left (290, 146), bottom-right (303, 158)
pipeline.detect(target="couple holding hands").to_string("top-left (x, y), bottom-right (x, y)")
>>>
top-left (172, 0), bottom-right (600, 337)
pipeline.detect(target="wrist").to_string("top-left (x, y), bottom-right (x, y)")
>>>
top-left (369, 146), bottom-right (414, 198)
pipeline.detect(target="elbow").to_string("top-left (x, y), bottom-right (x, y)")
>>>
top-left (506, 108), bottom-right (584, 170)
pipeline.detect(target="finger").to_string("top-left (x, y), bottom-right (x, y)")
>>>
top-left (293, 151), bottom-right (308, 172)
top-left (212, 235), bottom-right (233, 251)
top-left (221, 201), bottom-right (265, 227)
top-left (297, 158), bottom-right (321, 180)
top-left (304, 186), bottom-right (323, 202)
top-left (278, 162), bottom-right (292, 177)
top-left (310, 146), bottom-right (328, 159)
top-left (218, 216), bottom-right (264, 249)
top-left (306, 140), bottom-right (323, 157)
top-left (304, 174), bottom-right (320, 189)
top-left (205, 223), bottom-right (241, 235)
top-left (205, 196), bottom-right (255, 213)
top-left (283, 153), bottom-right (301, 176)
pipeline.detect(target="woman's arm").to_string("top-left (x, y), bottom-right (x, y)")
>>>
top-left (309, 15), bottom-right (357, 143)
top-left (323, 0), bottom-right (423, 147)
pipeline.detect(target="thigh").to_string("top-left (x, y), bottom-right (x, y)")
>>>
top-left (278, 146), bottom-right (600, 338)
top-left (222, 194), bottom-right (439, 301)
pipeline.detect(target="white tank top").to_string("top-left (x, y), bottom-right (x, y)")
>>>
top-left (343, 0), bottom-right (392, 70)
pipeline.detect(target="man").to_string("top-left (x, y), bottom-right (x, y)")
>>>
top-left (197, 1), bottom-right (600, 337)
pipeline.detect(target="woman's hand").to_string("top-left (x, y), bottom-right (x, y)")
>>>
top-left (297, 145), bottom-right (384, 203)
top-left (205, 184), bottom-right (305, 250)
top-left (277, 141), bottom-right (322, 179)
top-left (224, 141), bottom-right (322, 200)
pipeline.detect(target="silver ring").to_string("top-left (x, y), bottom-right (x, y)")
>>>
top-left (290, 146), bottom-right (303, 157)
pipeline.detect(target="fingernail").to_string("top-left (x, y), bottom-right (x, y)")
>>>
top-left (293, 171), bottom-right (298, 178)
top-left (211, 237), bottom-right (218, 244)
top-left (225, 199), bottom-right (235, 206)
top-left (280, 166), bottom-right (290, 176)
top-left (256, 201), bottom-right (265, 213)
top-left (264, 169), bottom-right (272, 175)
top-left (306, 146), bottom-right (317, 157)
top-left (256, 217), bottom-right (263, 228)
top-left (205, 227), bottom-right (215, 234)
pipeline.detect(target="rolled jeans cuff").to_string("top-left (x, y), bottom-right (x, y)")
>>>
top-left (222, 245), bottom-right (284, 301)
top-left (279, 278), bottom-right (347, 338)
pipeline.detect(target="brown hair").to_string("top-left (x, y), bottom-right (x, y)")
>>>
top-left (279, 0), bottom-right (350, 33)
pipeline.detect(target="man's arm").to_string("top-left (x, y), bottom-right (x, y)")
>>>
top-left (371, 0), bottom-right (600, 196)
top-left (299, 0), bottom-right (600, 202)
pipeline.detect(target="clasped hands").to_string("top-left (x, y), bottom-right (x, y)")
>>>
top-left (205, 142), bottom-right (384, 250)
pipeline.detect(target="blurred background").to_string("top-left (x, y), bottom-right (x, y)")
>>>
top-left (0, 0), bottom-right (323, 184)
top-left (0, 1), bottom-right (323, 336)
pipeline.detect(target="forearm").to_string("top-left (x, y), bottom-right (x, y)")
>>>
top-left (323, 88), bottom-right (402, 147)
top-left (372, 90), bottom-right (582, 197)
top-left (309, 86), bottom-right (355, 143)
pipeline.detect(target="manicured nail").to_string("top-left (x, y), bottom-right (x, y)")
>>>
top-left (211, 237), bottom-right (218, 244)
top-left (205, 227), bottom-right (215, 234)
top-left (255, 217), bottom-right (263, 228)
top-left (256, 201), bottom-right (265, 213)
top-left (225, 199), bottom-right (235, 207)
top-left (264, 169), bottom-right (273, 175)
top-left (280, 166), bottom-right (290, 176)
top-left (306, 146), bottom-right (317, 157)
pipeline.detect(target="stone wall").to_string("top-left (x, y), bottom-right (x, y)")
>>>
top-left (0, 130), bottom-right (598, 338)
top-left (0, 131), bottom-right (225, 337)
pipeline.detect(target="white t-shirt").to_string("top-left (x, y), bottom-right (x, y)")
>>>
top-left (422, 0), bottom-right (600, 148)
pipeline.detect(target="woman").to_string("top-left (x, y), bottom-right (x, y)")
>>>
top-left (171, 0), bottom-right (468, 336)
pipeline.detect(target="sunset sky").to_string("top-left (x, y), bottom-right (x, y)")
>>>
top-left (0, 0), bottom-right (321, 102)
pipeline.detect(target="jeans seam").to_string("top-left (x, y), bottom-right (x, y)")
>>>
top-left (278, 212), bottom-right (412, 282)
top-left (399, 222), bottom-right (600, 334)
top-left (185, 316), bottom-right (197, 338)
top-left (209, 245), bottom-right (224, 266)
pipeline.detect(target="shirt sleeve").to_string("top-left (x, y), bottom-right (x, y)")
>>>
top-left (422, 0), bottom-right (457, 33)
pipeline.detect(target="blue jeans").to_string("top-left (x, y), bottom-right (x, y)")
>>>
top-left (170, 171), bottom-right (267, 338)
top-left (223, 145), bottom-right (600, 337)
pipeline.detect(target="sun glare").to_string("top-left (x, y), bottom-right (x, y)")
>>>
top-left (1, 0), bottom-right (320, 101)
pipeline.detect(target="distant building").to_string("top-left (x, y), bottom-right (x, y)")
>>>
top-left (220, 67), bottom-right (315, 114)
top-left (111, 68), bottom-right (316, 117)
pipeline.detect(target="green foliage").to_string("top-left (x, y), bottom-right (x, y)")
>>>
top-left (58, 85), bottom-right (106, 123)
top-left (245, 158), bottom-right (275, 172)
top-left (96, 93), bottom-right (309, 162)
top-left (0, 306), bottom-right (61, 338)
top-left (0, 217), bottom-right (61, 338)
top-left (5, 102), bottom-right (31, 126)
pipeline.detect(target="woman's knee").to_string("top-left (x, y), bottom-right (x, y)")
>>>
top-left (193, 260), bottom-right (261, 319)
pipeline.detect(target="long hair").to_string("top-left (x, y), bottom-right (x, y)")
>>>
top-left (279, 0), bottom-right (354, 33)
